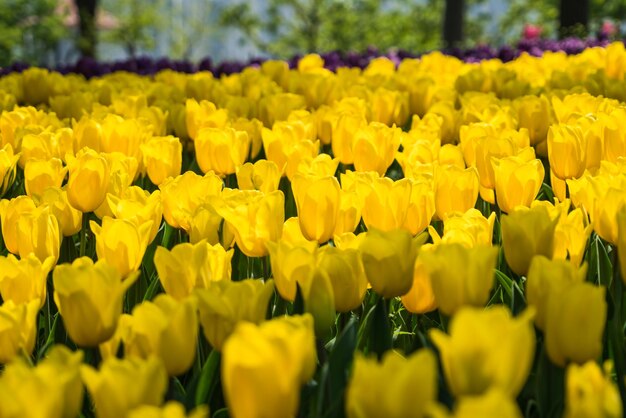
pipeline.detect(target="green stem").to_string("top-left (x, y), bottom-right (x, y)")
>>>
top-left (79, 213), bottom-right (91, 258)
top-left (611, 249), bottom-right (626, 409)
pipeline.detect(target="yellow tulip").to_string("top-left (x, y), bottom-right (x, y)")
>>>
top-left (195, 279), bottom-right (275, 350)
top-left (53, 257), bottom-right (137, 347)
top-left (492, 156), bottom-right (545, 213)
top-left (266, 239), bottom-right (318, 301)
top-left (370, 87), bottom-right (409, 127)
top-left (90, 217), bottom-right (153, 278)
top-left (317, 245), bottom-right (368, 312)
top-left (81, 356), bottom-right (168, 418)
top-left (236, 159), bottom-right (282, 193)
top-left (0, 253), bottom-right (54, 308)
top-left (195, 127), bottom-right (250, 176)
top-left (404, 178), bottom-right (435, 235)
top-left (292, 174), bottom-right (341, 243)
top-left (333, 189), bottom-right (362, 236)
top-left (526, 256), bottom-right (587, 330)
top-left (352, 123), bottom-right (402, 176)
top-left (23, 158), bottom-right (67, 199)
top-left (186, 99), bottom-right (229, 141)
top-left (125, 294), bottom-right (198, 376)
top-left (293, 153), bottom-right (339, 178)
top-left (443, 389), bottom-right (524, 418)
top-left (0, 300), bottom-right (39, 363)
top-left (430, 306), bottom-right (535, 397)
top-left (332, 112), bottom-right (368, 165)
top-left (545, 281), bottom-right (606, 366)
top-left (0, 143), bottom-right (20, 197)
top-left (154, 240), bottom-right (233, 300)
top-left (216, 190), bottom-right (284, 257)
top-left (442, 209), bottom-right (496, 248)
top-left (107, 187), bottom-right (163, 243)
top-left (0, 195), bottom-right (37, 255)
top-left (501, 206), bottom-right (558, 276)
top-left (362, 177), bottom-right (411, 231)
top-left (66, 148), bottom-right (110, 213)
top-left (593, 186), bottom-right (626, 245)
top-left (346, 349), bottom-right (438, 418)
top-left (564, 361), bottom-right (622, 418)
top-left (547, 124), bottom-right (587, 181)
top-left (359, 228), bottom-right (420, 298)
top-left (0, 345), bottom-right (84, 418)
top-left (159, 171), bottom-right (223, 230)
top-left (38, 187), bottom-right (82, 237)
top-left (99, 114), bottom-right (150, 167)
top-left (434, 165), bottom-right (479, 220)
top-left (515, 95), bottom-right (550, 146)
top-left (421, 243), bottom-right (498, 316)
top-left (222, 314), bottom-right (316, 418)
top-left (140, 135), bottom-right (182, 185)
top-left (17, 205), bottom-right (61, 264)
top-left (127, 402), bottom-right (209, 418)
top-left (187, 203), bottom-right (228, 246)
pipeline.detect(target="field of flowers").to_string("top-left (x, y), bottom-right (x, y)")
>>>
top-left (1, 40), bottom-right (626, 418)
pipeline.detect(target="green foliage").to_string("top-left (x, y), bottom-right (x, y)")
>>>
top-left (100, 0), bottom-right (166, 58)
top-left (0, 0), bottom-right (67, 67)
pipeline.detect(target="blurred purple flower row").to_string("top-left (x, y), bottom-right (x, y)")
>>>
top-left (0, 37), bottom-right (615, 78)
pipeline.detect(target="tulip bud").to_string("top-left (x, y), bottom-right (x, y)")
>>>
top-left (515, 95), bottom-right (550, 146)
top-left (501, 206), bottom-right (558, 276)
top-left (362, 177), bottom-right (411, 231)
top-left (0, 195), bottom-right (37, 255)
top-left (125, 294), bottom-right (198, 376)
top-left (352, 123), bottom-right (401, 176)
top-left (90, 217), bottom-right (153, 278)
top-left (317, 245), bottom-right (368, 312)
top-left (346, 349), bottom-right (438, 418)
top-left (430, 306), bottom-right (535, 397)
top-left (66, 148), bottom-right (110, 212)
top-left (359, 228), bottom-right (421, 298)
top-left (38, 187), bottom-right (82, 236)
top-left (196, 279), bottom-right (275, 351)
top-left (17, 205), bottom-right (61, 264)
top-left (107, 187), bottom-right (163, 243)
top-left (0, 300), bottom-right (39, 363)
top-left (421, 243), bottom-right (498, 316)
top-left (81, 357), bottom-right (168, 418)
top-left (547, 124), bottom-right (587, 181)
top-left (492, 156), bottom-right (545, 213)
top-left (292, 174), bottom-right (341, 243)
top-left (53, 257), bottom-right (137, 347)
top-left (23, 158), bottom-right (67, 199)
top-left (0, 253), bottom-right (54, 308)
top-left (434, 165), bottom-right (479, 220)
top-left (195, 127), bottom-right (250, 176)
top-left (140, 135), bottom-right (182, 186)
top-left (564, 361), bottom-right (622, 418)
top-left (266, 239), bottom-right (318, 301)
top-left (222, 315), bottom-right (316, 418)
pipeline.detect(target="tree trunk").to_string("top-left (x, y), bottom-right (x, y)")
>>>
top-left (559, 0), bottom-right (589, 38)
top-left (75, 0), bottom-right (98, 58)
top-left (443, 0), bottom-right (464, 48)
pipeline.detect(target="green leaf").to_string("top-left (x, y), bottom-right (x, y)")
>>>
top-left (194, 350), bottom-right (221, 407)
top-left (212, 408), bottom-right (229, 418)
top-left (369, 297), bottom-right (391, 360)
top-left (323, 317), bottom-right (357, 418)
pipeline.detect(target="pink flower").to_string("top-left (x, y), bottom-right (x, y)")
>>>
top-left (523, 24), bottom-right (542, 40)
top-left (602, 20), bottom-right (617, 37)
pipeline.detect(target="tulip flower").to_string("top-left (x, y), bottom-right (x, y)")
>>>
top-left (492, 156), bottom-right (545, 213)
top-left (188, 203), bottom-right (227, 246)
top-left (292, 174), bottom-right (341, 243)
top-left (526, 256), bottom-right (587, 330)
top-left (434, 164), bottom-right (479, 220)
top-left (441, 209), bottom-right (496, 248)
top-left (140, 135), bottom-right (182, 185)
top-left (430, 306), bottom-right (535, 397)
top-left (421, 243), bottom-right (498, 316)
top-left (554, 208), bottom-right (593, 267)
top-left (0, 345), bottom-right (84, 418)
top-left (441, 389), bottom-right (524, 418)
top-left (0, 253), bottom-right (54, 308)
top-left (403, 178), bottom-right (436, 235)
top-left (593, 186), bottom-right (626, 245)
top-left (0, 143), bottom-right (20, 197)
top-left (107, 187), bottom-right (163, 243)
top-left (501, 206), bottom-right (558, 276)
top-left (332, 112), bottom-right (368, 165)
top-left (333, 189), bottom-right (362, 236)
top-left (0, 195), bottom-right (37, 255)
top-left (545, 281), bottom-right (606, 366)
top-left (23, 158), bottom-right (67, 199)
top-left (401, 250), bottom-right (438, 314)
top-left (66, 148), bottom-right (110, 213)
top-left (125, 294), bottom-right (198, 376)
top-left (17, 205), bottom-right (61, 264)
top-left (236, 160), bottom-right (282, 193)
top-left (362, 177), bottom-right (411, 231)
top-left (346, 349), bottom-right (438, 418)
top-left (154, 240), bottom-right (233, 300)
top-left (547, 124), bottom-right (587, 181)
top-left (0, 300), bottom-right (39, 363)
top-left (216, 190), bottom-right (284, 257)
top-left (159, 171), bottom-right (223, 230)
top-left (186, 99), bottom-right (229, 141)
top-left (222, 314), bottom-right (316, 418)
top-left (81, 356), bottom-right (168, 418)
top-left (38, 187), bottom-right (82, 237)
top-left (53, 257), bottom-right (137, 347)
top-left (266, 239), bottom-right (318, 301)
top-left (127, 402), bottom-right (209, 418)
top-left (90, 217), bottom-right (153, 278)
top-left (564, 361), bottom-right (622, 418)
top-left (195, 279), bottom-right (275, 350)
top-left (352, 123), bottom-right (402, 176)
top-left (515, 95), bottom-right (550, 146)
top-left (195, 127), bottom-right (250, 176)
top-left (317, 245), bottom-right (368, 312)
top-left (359, 228), bottom-right (421, 298)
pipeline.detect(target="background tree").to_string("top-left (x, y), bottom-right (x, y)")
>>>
top-left (75, 0), bottom-right (98, 58)
top-left (443, 0), bottom-right (464, 48)
top-left (559, 0), bottom-right (589, 38)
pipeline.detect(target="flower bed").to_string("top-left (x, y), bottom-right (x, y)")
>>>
top-left (0, 41), bottom-right (626, 417)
